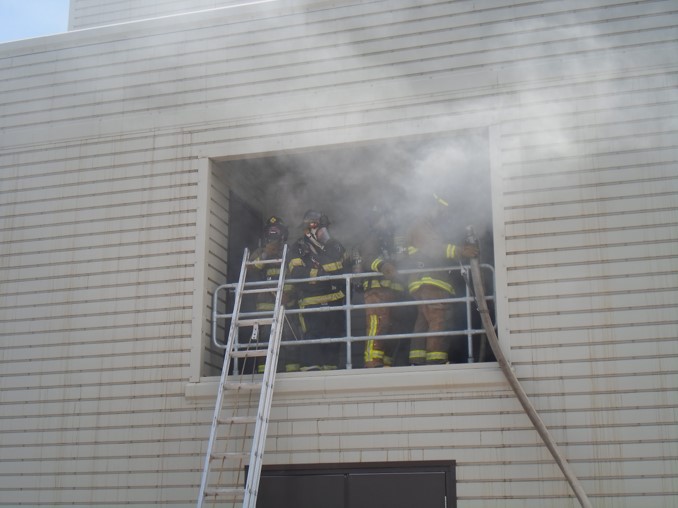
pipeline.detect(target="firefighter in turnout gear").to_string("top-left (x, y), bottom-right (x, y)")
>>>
top-left (248, 216), bottom-right (299, 372)
top-left (359, 205), bottom-right (406, 368)
top-left (288, 210), bottom-right (347, 371)
top-left (404, 193), bottom-right (478, 365)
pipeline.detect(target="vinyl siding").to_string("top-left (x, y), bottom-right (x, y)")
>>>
top-left (1, 0), bottom-right (677, 507)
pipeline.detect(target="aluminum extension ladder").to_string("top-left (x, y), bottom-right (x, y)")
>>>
top-left (197, 245), bottom-right (288, 508)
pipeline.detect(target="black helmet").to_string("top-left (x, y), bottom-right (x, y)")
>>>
top-left (300, 210), bottom-right (330, 229)
top-left (263, 215), bottom-right (288, 242)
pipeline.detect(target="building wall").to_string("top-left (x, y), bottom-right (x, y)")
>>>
top-left (1, 1), bottom-right (676, 506)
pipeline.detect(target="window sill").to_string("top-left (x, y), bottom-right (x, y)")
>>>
top-left (185, 362), bottom-right (507, 403)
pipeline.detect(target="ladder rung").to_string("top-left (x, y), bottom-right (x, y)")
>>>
top-left (245, 258), bottom-right (283, 266)
top-left (237, 318), bottom-right (273, 327)
top-left (211, 451), bottom-right (250, 461)
top-left (230, 349), bottom-right (268, 358)
top-left (203, 487), bottom-right (245, 499)
top-left (223, 381), bottom-right (263, 390)
top-left (218, 416), bottom-right (257, 425)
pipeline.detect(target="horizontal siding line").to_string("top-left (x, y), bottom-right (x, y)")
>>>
top-left (503, 175), bottom-right (678, 199)
top-left (0, 207), bottom-right (196, 234)
top-left (0, 179), bottom-right (198, 202)
top-left (455, 493), bottom-right (678, 501)
top-left (518, 370), bottom-right (678, 382)
top-left (0, 376), bottom-right (189, 394)
top-left (505, 94), bottom-right (678, 135)
top-left (459, 473), bottom-right (677, 483)
top-left (510, 319), bottom-right (678, 334)
top-left (507, 271), bottom-right (678, 290)
top-left (506, 221), bottom-right (678, 240)
top-left (0, 421), bottom-right (203, 435)
top-left (513, 353), bottom-right (678, 365)
top-left (527, 388), bottom-right (678, 399)
top-left (507, 257), bottom-right (675, 273)
top-left (6, 436), bottom-right (675, 454)
top-left (0, 150), bottom-right (196, 173)
top-left (5, 0), bottom-right (661, 85)
top-left (500, 116), bottom-right (678, 155)
top-left (0, 221), bottom-right (196, 247)
top-left (0, 502), bottom-right (186, 506)
top-left (505, 224), bottom-right (678, 240)
top-left (503, 190), bottom-right (678, 210)
top-left (457, 455), bottom-right (678, 467)
top-left (0, 336), bottom-right (188, 353)
top-left (0, 406), bottom-right (198, 423)
top-left (0, 484), bottom-right (197, 493)
top-left (0, 262), bottom-right (193, 286)
top-left (4, 37), bottom-right (675, 131)
top-left (521, 403), bottom-right (678, 415)
top-left (0, 243), bottom-right (195, 270)
top-left (0, 443), bottom-right (557, 462)
top-left (0, 290), bottom-right (193, 312)
top-left (0, 393), bottom-right (187, 409)
top-left (0, 304), bottom-right (192, 325)
top-left (502, 138), bottom-right (678, 181)
top-left (0, 166), bottom-right (197, 189)
top-left (0, 466), bottom-right (196, 476)
top-left (1, 278), bottom-right (193, 300)
top-left (0, 184), bottom-right (197, 210)
top-left (512, 336), bottom-right (677, 350)
top-left (509, 302), bottom-right (678, 319)
top-left (270, 420), bottom-right (677, 436)
top-left (501, 138), bottom-right (678, 167)
top-left (0, 318), bottom-right (190, 338)
top-left (502, 145), bottom-right (678, 181)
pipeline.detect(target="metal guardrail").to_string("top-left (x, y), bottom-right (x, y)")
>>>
top-left (211, 264), bottom-right (496, 370)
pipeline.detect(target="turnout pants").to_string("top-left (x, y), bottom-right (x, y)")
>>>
top-left (409, 285), bottom-right (454, 365)
top-left (363, 287), bottom-right (400, 367)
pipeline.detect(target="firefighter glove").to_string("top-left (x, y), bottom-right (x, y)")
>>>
top-left (460, 244), bottom-right (479, 258)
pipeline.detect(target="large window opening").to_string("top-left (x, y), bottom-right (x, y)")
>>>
top-left (204, 130), bottom-right (495, 376)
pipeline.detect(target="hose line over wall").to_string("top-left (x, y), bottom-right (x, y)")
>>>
top-left (469, 257), bottom-right (593, 508)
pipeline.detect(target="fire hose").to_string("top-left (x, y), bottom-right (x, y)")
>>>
top-left (465, 228), bottom-right (593, 508)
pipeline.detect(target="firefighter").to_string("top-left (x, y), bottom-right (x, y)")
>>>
top-left (248, 216), bottom-right (299, 372)
top-left (287, 210), bottom-right (347, 371)
top-left (403, 193), bottom-right (478, 365)
top-left (358, 205), bottom-right (406, 368)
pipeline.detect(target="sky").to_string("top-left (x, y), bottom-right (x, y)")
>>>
top-left (0, 0), bottom-right (70, 44)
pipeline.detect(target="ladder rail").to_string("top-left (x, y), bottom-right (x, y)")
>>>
top-left (243, 244), bottom-right (287, 507)
top-left (198, 248), bottom-right (252, 507)
top-left (243, 304), bottom-right (284, 507)
top-left (198, 245), bottom-right (288, 508)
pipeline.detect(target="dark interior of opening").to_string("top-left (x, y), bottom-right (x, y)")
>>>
top-left (215, 129), bottom-right (495, 369)
top-left (219, 130), bottom-right (493, 266)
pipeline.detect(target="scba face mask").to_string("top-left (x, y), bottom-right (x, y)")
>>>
top-left (307, 224), bottom-right (330, 246)
top-left (314, 226), bottom-right (330, 244)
